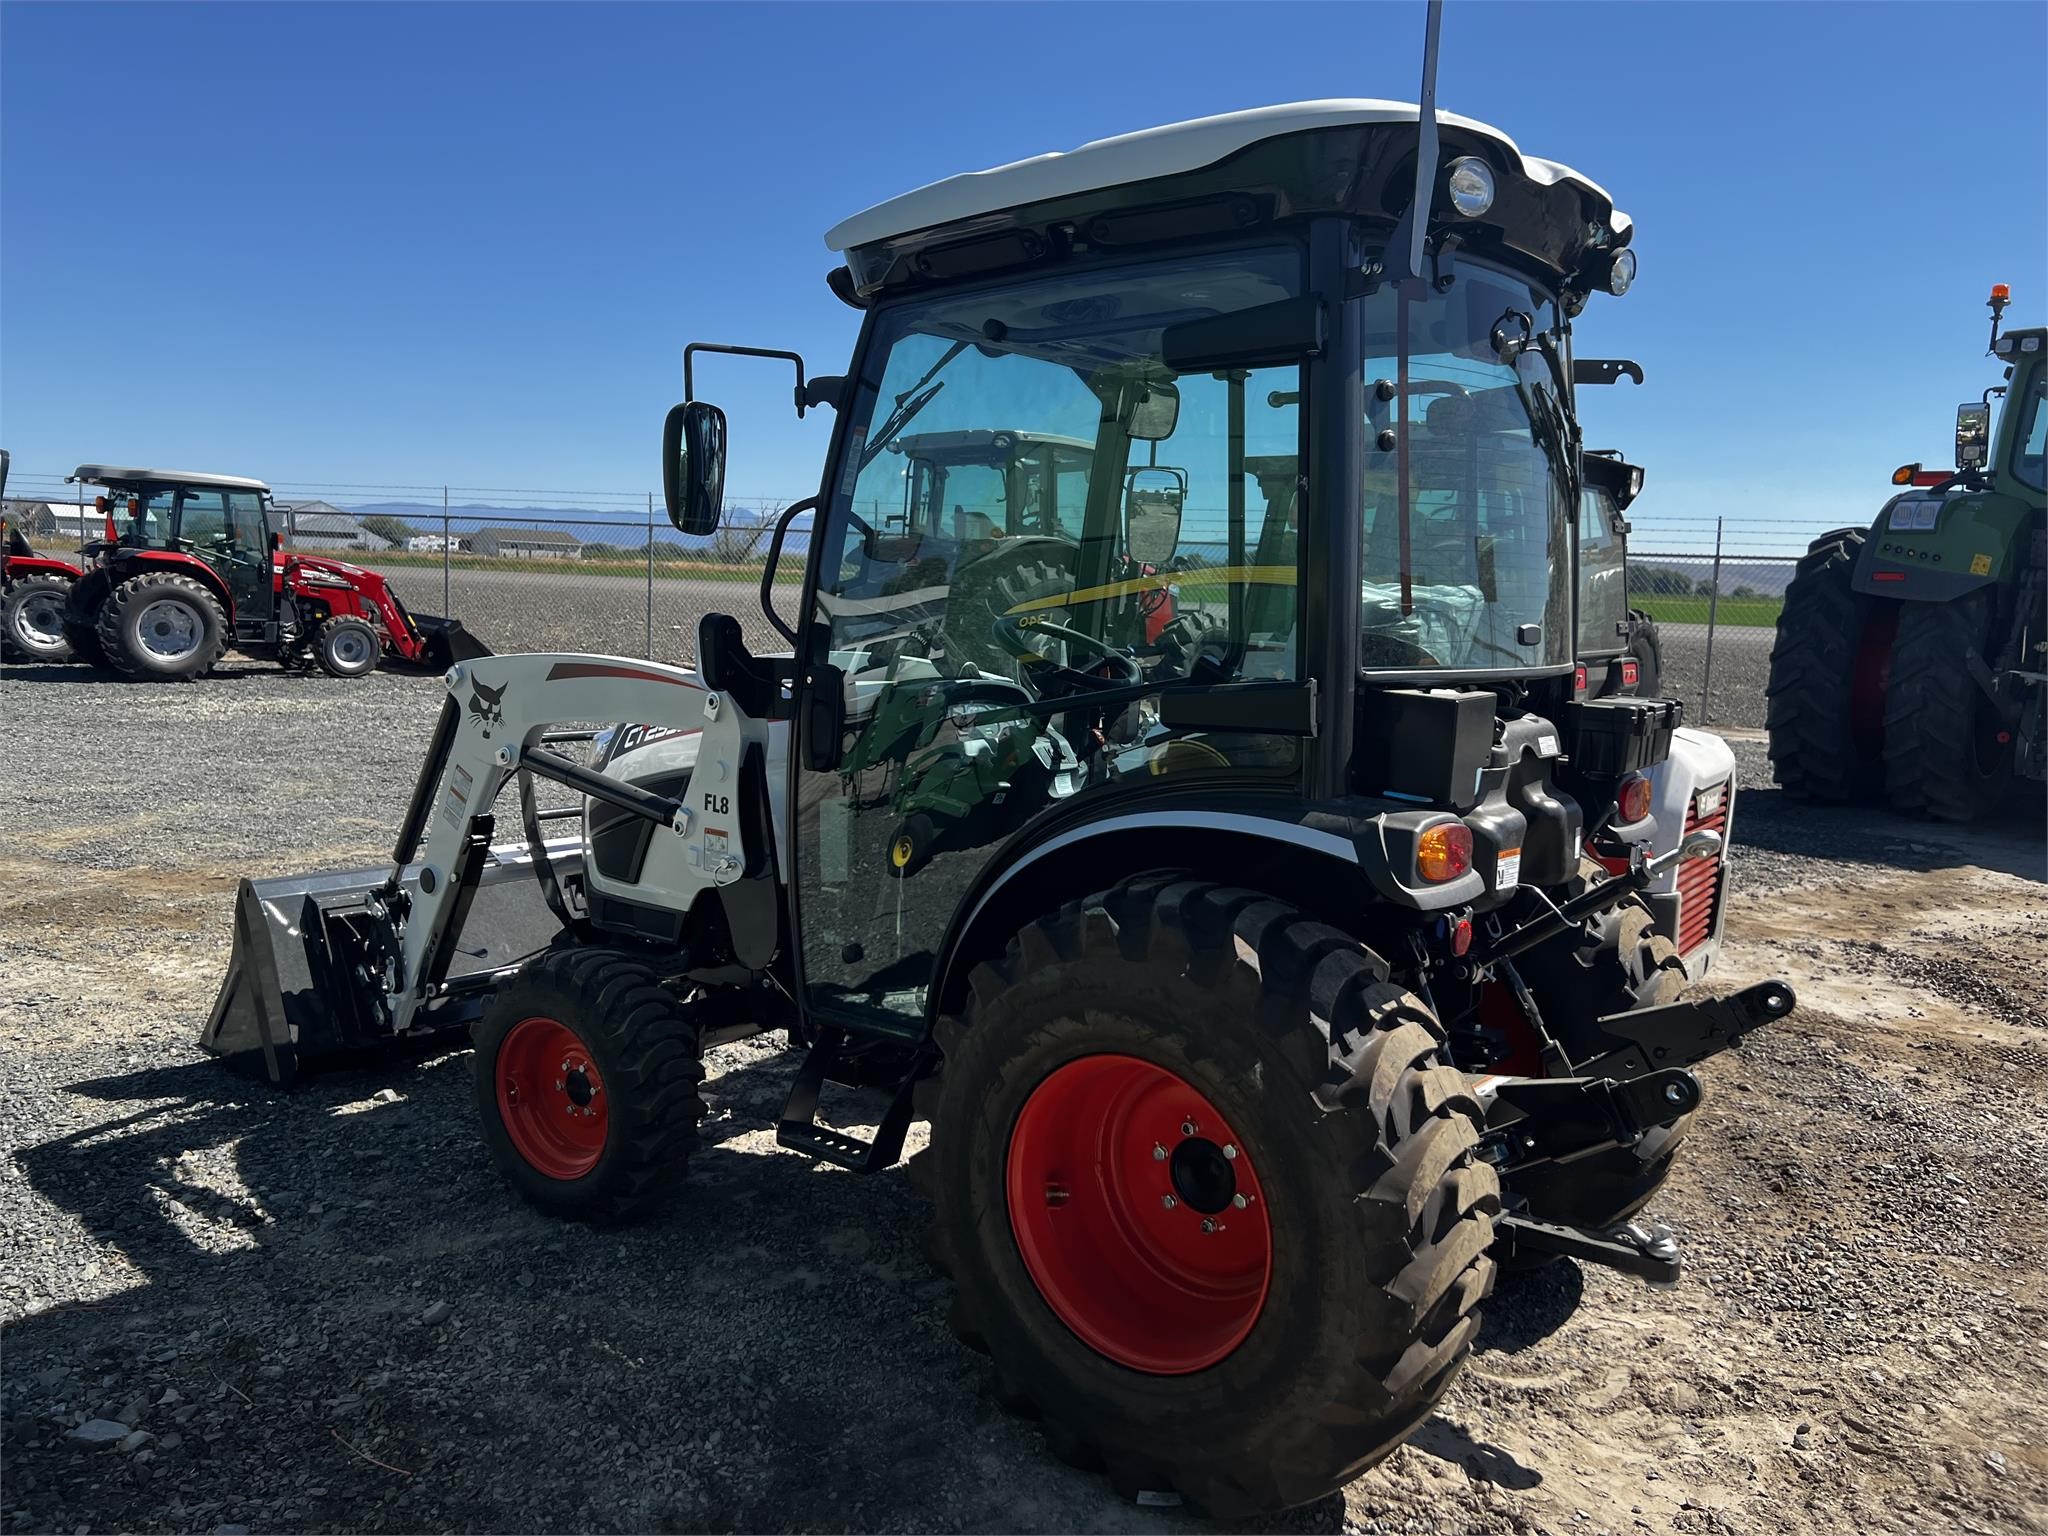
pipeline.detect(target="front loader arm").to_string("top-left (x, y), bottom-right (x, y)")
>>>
top-left (385, 654), bottom-right (761, 1036)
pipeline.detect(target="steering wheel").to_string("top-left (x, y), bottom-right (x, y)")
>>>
top-left (992, 613), bottom-right (1143, 695)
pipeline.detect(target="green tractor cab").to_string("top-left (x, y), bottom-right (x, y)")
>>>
top-left (1768, 287), bottom-right (2045, 818)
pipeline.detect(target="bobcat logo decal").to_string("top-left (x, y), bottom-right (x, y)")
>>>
top-left (468, 677), bottom-right (507, 738)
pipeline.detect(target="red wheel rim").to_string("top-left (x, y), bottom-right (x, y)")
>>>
top-left (1006, 1054), bottom-right (1272, 1374)
top-left (496, 1016), bottom-right (608, 1179)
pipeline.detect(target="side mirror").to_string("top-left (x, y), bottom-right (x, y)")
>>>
top-left (1955, 402), bottom-right (1991, 470)
top-left (1123, 467), bottom-right (1185, 566)
top-left (1126, 380), bottom-right (1180, 442)
top-left (663, 401), bottom-right (728, 536)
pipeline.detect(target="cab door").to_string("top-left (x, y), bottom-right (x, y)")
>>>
top-left (783, 252), bottom-right (1311, 1036)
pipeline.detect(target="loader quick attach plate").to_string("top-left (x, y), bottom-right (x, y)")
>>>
top-left (201, 843), bottom-right (576, 1086)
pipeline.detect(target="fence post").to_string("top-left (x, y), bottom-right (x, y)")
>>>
top-left (442, 486), bottom-right (451, 617)
top-left (1700, 516), bottom-right (1724, 727)
top-left (646, 492), bottom-right (655, 659)
top-left (76, 479), bottom-right (85, 559)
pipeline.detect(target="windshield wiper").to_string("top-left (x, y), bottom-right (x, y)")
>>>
top-left (858, 339), bottom-right (971, 470)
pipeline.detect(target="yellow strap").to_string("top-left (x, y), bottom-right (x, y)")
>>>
top-left (1002, 565), bottom-right (1297, 616)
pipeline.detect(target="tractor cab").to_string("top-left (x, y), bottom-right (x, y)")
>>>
top-left (1576, 447), bottom-right (1660, 696)
top-left (75, 465), bottom-right (281, 616)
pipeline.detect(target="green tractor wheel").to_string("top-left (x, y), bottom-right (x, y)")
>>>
top-left (1883, 588), bottom-right (2016, 820)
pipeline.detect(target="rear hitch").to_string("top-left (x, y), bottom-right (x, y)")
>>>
top-left (1472, 1066), bottom-right (1699, 1172)
top-left (1576, 979), bottom-right (1796, 1080)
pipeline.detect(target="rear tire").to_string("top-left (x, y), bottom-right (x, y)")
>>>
top-left (1883, 588), bottom-right (2015, 821)
top-left (2, 573), bottom-right (75, 662)
top-left (919, 878), bottom-right (1499, 1517)
top-left (472, 948), bottom-right (705, 1223)
top-left (95, 572), bottom-right (227, 681)
top-left (1766, 527), bottom-right (1889, 802)
top-left (313, 614), bottom-right (382, 678)
top-left (1502, 891), bottom-right (1690, 1237)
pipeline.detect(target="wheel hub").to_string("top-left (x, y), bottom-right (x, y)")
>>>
top-left (136, 598), bottom-right (200, 659)
top-left (17, 592), bottom-right (64, 645)
top-left (1005, 1053), bottom-right (1271, 1375)
top-left (496, 1016), bottom-right (607, 1179)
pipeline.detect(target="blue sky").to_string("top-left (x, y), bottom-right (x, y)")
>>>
top-left (3, 1), bottom-right (2042, 549)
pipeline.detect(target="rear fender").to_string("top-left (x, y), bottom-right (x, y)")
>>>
top-left (105, 550), bottom-right (236, 621)
top-left (1854, 489), bottom-right (2030, 599)
top-left (926, 808), bottom-right (1375, 1026)
top-left (2, 554), bottom-right (82, 583)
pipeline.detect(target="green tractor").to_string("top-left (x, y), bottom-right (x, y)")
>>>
top-left (1768, 285), bottom-right (2045, 819)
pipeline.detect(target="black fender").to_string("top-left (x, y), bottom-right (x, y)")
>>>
top-left (922, 790), bottom-right (1481, 1024)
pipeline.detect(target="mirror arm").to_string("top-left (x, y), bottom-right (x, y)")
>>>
top-left (685, 342), bottom-right (812, 417)
top-left (759, 496), bottom-right (818, 646)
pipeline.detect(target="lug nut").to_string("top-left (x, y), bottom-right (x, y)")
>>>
top-left (1200, 1218), bottom-right (1220, 1233)
top-left (555, 1079), bottom-right (565, 1090)
top-left (1152, 1144), bottom-right (1167, 1161)
top-left (1161, 1195), bottom-right (1177, 1210)
top-left (1221, 1144), bottom-right (1237, 1160)
top-left (1181, 1119), bottom-right (1199, 1137)
top-left (1233, 1193), bottom-right (1250, 1209)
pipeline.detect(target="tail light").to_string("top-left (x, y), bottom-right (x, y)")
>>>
top-left (1416, 822), bottom-right (1473, 883)
top-left (1573, 663), bottom-right (1587, 694)
top-left (1620, 658), bottom-right (1640, 688)
top-left (1617, 773), bottom-right (1653, 824)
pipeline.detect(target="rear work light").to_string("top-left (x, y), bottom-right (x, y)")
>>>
top-left (1417, 822), bottom-right (1473, 883)
top-left (1617, 773), bottom-right (1653, 824)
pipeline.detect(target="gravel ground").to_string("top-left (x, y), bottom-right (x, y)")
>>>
top-left (3, 662), bottom-right (2045, 1535)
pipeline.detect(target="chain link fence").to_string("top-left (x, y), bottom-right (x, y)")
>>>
top-left (4, 472), bottom-right (1819, 729)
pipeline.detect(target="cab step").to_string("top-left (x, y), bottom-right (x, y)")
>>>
top-left (775, 1025), bottom-right (921, 1174)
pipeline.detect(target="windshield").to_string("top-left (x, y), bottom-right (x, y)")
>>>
top-left (823, 246), bottom-right (1304, 689)
top-left (1577, 484), bottom-right (1627, 654)
top-left (2014, 368), bottom-right (2046, 493)
top-left (1360, 261), bottom-right (1572, 670)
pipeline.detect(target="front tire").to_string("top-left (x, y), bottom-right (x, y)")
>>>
top-left (313, 614), bottom-right (382, 678)
top-left (920, 878), bottom-right (1499, 1517)
top-left (1883, 589), bottom-right (2015, 821)
top-left (2, 573), bottom-right (75, 662)
top-left (472, 948), bottom-right (705, 1223)
top-left (96, 572), bottom-right (227, 681)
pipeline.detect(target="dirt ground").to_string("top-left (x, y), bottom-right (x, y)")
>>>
top-left (2, 667), bottom-right (2044, 1535)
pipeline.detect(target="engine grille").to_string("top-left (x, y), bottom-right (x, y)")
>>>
top-left (1677, 789), bottom-right (1728, 955)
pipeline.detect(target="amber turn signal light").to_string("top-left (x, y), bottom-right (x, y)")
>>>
top-left (1417, 822), bottom-right (1473, 883)
top-left (1617, 773), bottom-right (1653, 824)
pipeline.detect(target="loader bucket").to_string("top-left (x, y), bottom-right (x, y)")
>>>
top-left (202, 870), bottom-right (394, 1087)
top-left (203, 842), bottom-right (578, 1086)
top-left (411, 614), bottom-right (492, 671)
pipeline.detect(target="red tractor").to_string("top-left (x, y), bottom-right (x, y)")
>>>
top-left (1, 449), bottom-right (89, 664)
top-left (59, 464), bottom-right (484, 681)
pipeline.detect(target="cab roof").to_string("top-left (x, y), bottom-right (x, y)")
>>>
top-left (826, 99), bottom-right (1629, 253)
top-left (69, 464), bottom-right (271, 493)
